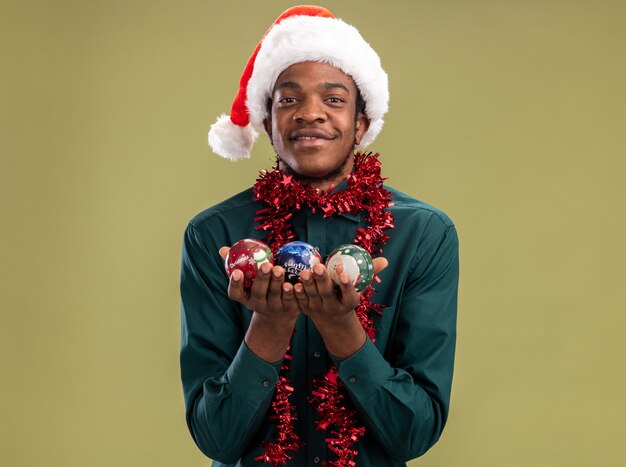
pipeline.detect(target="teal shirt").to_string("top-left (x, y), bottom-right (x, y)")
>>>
top-left (180, 184), bottom-right (459, 466)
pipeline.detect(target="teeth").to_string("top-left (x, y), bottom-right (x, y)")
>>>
top-left (297, 136), bottom-right (318, 140)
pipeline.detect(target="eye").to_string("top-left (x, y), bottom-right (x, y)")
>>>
top-left (278, 97), bottom-right (297, 104)
top-left (326, 97), bottom-right (345, 104)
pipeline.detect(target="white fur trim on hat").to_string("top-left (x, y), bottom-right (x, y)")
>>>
top-left (246, 15), bottom-right (388, 150)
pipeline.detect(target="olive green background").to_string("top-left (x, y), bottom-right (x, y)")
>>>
top-left (2, 0), bottom-right (625, 465)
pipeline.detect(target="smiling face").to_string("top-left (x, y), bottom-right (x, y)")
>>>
top-left (263, 61), bottom-right (370, 191)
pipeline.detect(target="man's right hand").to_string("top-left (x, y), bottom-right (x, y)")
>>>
top-left (220, 246), bottom-right (300, 363)
top-left (219, 246), bottom-right (301, 321)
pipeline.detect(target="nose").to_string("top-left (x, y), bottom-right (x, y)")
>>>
top-left (293, 97), bottom-right (326, 123)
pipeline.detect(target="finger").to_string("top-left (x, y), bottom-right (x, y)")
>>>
top-left (373, 257), bottom-right (389, 275)
top-left (300, 269), bottom-right (322, 310)
top-left (219, 246), bottom-right (230, 261)
top-left (228, 269), bottom-right (248, 303)
top-left (249, 261), bottom-right (272, 305)
top-left (267, 266), bottom-right (285, 309)
top-left (294, 282), bottom-right (309, 310)
top-left (338, 271), bottom-right (360, 310)
top-left (281, 282), bottom-right (299, 313)
top-left (312, 264), bottom-right (336, 304)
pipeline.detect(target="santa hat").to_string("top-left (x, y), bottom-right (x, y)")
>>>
top-left (208, 5), bottom-right (389, 160)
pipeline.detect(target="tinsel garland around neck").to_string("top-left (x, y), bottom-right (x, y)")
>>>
top-left (252, 152), bottom-right (395, 466)
top-left (253, 152), bottom-right (394, 255)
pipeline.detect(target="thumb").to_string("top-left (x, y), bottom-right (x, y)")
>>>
top-left (372, 257), bottom-right (388, 275)
top-left (219, 246), bottom-right (230, 261)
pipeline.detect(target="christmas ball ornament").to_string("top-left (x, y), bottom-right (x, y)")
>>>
top-left (325, 244), bottom-right (374, 292)
top-left (275, 241), bottom-right (322, 284)
top-left (224, 239), bottom-right (274, 288)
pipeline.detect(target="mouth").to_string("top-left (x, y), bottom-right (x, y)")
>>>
top-left (289, 129), bottom-right (335, 141)
top-left (289, 129), bottom-right (336, 148)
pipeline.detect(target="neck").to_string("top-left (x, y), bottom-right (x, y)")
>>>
top-left (305, 174), bottom-right (346, 194)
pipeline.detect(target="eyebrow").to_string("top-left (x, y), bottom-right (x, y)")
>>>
top-left (276, 81), bottom-right (301, 90)
top-left (275, 81), bottom-right (351, 93)
top-left (323, 82), bottom-right (350, 93)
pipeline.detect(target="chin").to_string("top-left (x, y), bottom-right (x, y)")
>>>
top-left (297, 162), bottom-right (341, 178)
top-left (279, 150), bottom-right (353, 182)
top-left (297, 163), bottom-right (331, 176)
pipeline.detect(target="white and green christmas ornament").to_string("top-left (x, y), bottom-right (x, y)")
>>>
top-left (325, 244), bottom-right (375, 292)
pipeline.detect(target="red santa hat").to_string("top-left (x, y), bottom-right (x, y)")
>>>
top-left (208, 5), bottom-right (389, 160)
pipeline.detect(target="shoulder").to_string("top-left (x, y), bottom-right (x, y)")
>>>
top-left (384, 185), bottom-right (458, 268)
top-left (183, 186), bottom-right (265, 251)
top-left (385, 185), bottom-right (455, 233)
top-left (187, 186), bottom-right (260, 230)
top-left (384, 185), bottom-right (458, 280)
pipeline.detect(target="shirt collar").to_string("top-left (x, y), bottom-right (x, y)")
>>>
top-left (326, 177), bottom-right (362, 223)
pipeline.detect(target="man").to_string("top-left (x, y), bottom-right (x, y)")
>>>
top-left (180, 6), bottom-right (459, 466)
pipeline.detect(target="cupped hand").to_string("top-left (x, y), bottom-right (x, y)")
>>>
top-left (219, 246), bottom-right (301, 323)
top-left (294, 257), bottom-right (388, 322)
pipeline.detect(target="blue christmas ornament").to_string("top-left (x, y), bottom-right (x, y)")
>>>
top-left (275, 241), bottom-right (322, 284)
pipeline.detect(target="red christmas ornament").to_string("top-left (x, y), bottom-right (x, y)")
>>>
top-left (224, 239), bottom-right (274, 288)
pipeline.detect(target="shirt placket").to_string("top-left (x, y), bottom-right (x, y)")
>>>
top-left (305, 209), bottom-right (329, 466)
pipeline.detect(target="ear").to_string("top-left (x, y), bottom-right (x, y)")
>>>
top-left (354, 113), bottom-right (371, 146)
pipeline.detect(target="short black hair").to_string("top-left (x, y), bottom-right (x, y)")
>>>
top-left (265, 88), bottom-right (367, 120)
top-left (355, 88), bottom-right (366, 116)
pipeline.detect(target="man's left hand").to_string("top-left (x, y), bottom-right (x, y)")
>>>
top-left (294, 257), bottom-right (388, 358)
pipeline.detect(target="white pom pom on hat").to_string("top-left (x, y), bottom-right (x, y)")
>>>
top-left (208, 115), bottom-right (258, 161)
top-left (208, 5), bottom-right (389, 161)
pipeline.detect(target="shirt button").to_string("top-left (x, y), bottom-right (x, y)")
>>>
top-left (262, 380), bottom-right (270, 387)
top-left (348, 376), bottom-right (356, 383)
top-left (313, 351), bottom-right (321, 358)
top-left (313, 456), bottom-right (321, 463)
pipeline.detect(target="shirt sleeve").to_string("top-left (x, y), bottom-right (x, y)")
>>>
top-left (179, 222), bottom-right (282, 463)
top-left (332, 222), bottom-right (459, 462)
